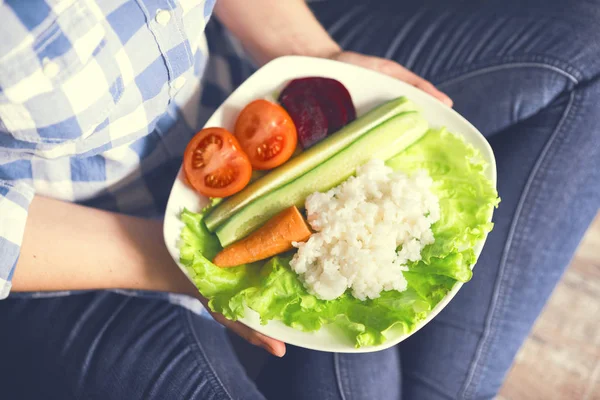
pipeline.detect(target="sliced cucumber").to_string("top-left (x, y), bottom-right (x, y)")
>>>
top-left (215, 111), bottom-right (428, 247)
top-left (204, 97), bottom-right (418, 231)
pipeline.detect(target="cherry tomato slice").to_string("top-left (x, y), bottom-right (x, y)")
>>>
top-left (234, 99), bottom-right (297, 170)
top-left (183, 127), bottom-right (252, 198)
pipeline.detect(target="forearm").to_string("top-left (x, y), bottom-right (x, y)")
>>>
top-left (214, 0), bottom-right (341, 65)
top-left (12, 196), bottom-right (197, 297)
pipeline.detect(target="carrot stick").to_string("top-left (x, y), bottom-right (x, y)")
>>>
top-left (213, 206), bottom-right (312, 267)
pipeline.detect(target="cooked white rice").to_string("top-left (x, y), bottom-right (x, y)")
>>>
top-left (290, 159), bottom-right (440, 301)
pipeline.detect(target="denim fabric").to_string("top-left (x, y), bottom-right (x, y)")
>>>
top-left (1, 0), bottom-right (599, 399)
top-left (0, 292), bottom-right (263, 400)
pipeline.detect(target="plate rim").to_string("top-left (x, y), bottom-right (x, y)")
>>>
top-left (163, 54), bottom-right (497, 353)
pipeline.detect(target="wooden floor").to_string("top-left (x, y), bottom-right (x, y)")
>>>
top-left (498, 213), bottom-right (600, 400)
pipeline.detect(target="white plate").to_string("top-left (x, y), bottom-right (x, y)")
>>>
top-left (163, 55), bottom-right (497, 353)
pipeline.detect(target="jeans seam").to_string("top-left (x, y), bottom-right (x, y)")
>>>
top-left (429, 316), bottom-right (484, 335)
top-left (459, 90), bottom-right (577, 399)
top-left (436, 62), bottom-right (578, 89)
top-left (333, 353), bottom-right (348, 400)
top-left (498, 89), bottom-right (580, 320)
top-left (182, 308), bottom-right (234, 400)
top-left (403, 371), bottom-right (457, 400)
top-left (431, 54), bottom-right (582, 87)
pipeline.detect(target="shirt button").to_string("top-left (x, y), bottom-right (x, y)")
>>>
top-left (172, 76), bottom-right (187, 90)
top-left (42, 58), bottom-right (60, 78)
top-left (169, 76), bottom-right (186, 96)
top-left (155, 9), bottom-right (171, 26)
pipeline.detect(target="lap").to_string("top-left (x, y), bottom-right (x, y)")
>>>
top-left (304, 1), bottom-right (600, 398)
top-left (255, 345), bottom-right (401, 400)
top-left (8, 4), bottom-right (595, 400)
top-left (1, 292), bottom-right (398, 400)
top-left (203, 2), bottom-right (600, 396)
top-left (0, 291), bottom-right (264, 400)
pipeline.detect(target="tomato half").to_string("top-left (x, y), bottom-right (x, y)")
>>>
top-left (234, 99), bottom-right (297, 170)
top-left (183, 127), bottom-right (252, 198)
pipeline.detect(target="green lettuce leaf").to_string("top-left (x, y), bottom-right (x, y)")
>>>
top-left (178, 127), bottom-right (499, 347)
top-left (387, 128), bottom-right (500, 283)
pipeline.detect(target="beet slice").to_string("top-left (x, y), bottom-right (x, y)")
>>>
top-left (318, 90), bottom-right (347, 133)
top-left (283, 78), bottom-right (355, 122)
top-left (321, 78), bottom-right (356, 122)
top-left (279, 92), bottom-right (328, 148)
top-left (279, 77), bottom-right (355, 134)
top-left (284, 84), bottom-right (347, 133)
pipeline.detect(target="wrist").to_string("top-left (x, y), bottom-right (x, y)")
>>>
top-left (289, 38), bottom-right (342, 61)
top-left (214, 0), bottom-right (342, 66)
top-left (245, 28), bottom-right (342, 66)
top-left (130, 219), bottom-right (199, 298)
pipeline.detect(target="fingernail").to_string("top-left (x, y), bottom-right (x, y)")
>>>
top-left (268, 346), bottom-right (282, 357)
top-left (265, 344), bottom-right (284, 358)
top-left (442, 94), bottom-right (453, 107)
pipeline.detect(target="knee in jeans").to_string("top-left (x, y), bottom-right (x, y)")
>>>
top-left (534, 12), bottom-right (600, 81)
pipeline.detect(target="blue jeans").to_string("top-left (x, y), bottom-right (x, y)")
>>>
top-left (2, 1), bottom-right (599, 399)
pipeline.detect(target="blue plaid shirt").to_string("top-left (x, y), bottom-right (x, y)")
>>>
top-left (0, 0), bottom-right (252, 300)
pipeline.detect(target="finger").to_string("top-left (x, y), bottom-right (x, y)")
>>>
top-left (213, 312), bottom-right (286, 357)
top-left (195, 294), bottom-right (286, 357)
top-left (414, 80), bottom-right (453, 108)
top-left (379, 60), bottom-right (454, 107)
top-left (334, 52), bottom-right (454, 107)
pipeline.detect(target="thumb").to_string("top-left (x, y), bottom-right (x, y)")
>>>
top-left (334, 51), bottom-right (453, 107)
top-left (214, 312), bottom-right (287, 357)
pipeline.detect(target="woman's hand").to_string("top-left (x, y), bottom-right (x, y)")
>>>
top-left (195, 295), bottom-right (286, 358)
top-left (330, 51), bottom-right (453, 107)
top-left (215, 0), bottom-right (452, 108)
